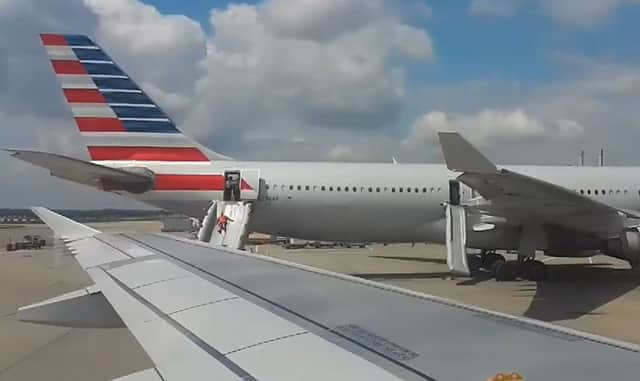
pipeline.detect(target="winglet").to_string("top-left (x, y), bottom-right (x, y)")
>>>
top-left (31, 207), bottom-right (100, 241)
top-left (438, 132), bottom-right (498, 174)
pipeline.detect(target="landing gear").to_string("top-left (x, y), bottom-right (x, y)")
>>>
top-left (478, 250), bottom-right (548, 281)
top-left (479, 250), bottom-right (505, 271)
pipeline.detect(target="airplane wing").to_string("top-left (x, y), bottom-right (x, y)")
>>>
top-left (6, 149), bottom-right (154, 193)
top-left (438, 132), bottom-right (636, 236)
top-left (22, 207), bottom-right (640, 380)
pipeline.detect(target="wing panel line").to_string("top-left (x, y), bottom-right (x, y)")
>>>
top-left (140, 233), bottom-right (640, 355)
top-left (123, 234), bottom-right (438, 381)
top-left (102, 269), bottom-right (258, 381)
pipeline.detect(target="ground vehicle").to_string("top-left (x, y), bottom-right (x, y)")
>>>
top-left (285, 238), bottom-right (309, 249)
top-left (6, 235), bottom-right (46, 251)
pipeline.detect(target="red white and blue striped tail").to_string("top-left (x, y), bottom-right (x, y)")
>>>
top-left (39, 34), bottom-right (229, 163)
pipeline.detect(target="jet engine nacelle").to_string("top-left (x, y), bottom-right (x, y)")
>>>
top-left (101, 166), bottom-right (155, 194)
top-left (607, 231), bottom-right (640, 266)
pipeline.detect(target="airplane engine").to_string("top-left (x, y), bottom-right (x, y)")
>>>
top-left (607, 231), bottom-right (640, 267)
top-left (101, 166), bottom-right (155, 194)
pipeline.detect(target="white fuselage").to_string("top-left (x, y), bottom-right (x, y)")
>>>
top-left (106, 160), bottom-right (640, 245)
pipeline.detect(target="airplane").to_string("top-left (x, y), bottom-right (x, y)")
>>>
top-left (9, 34), bottom-right (640, 281)
top-left (18, 206), bottom-right (640, 380)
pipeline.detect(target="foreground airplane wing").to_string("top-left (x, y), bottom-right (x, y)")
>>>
top-left (22, 208), bottom-right (640, 380)
top-left (438, 132), bottom-right (637, 235)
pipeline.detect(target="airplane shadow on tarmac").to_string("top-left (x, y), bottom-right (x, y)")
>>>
top-left (522, 263), bottom-right (640, 322)
top-left (357, 254), bottom-right (640, 322)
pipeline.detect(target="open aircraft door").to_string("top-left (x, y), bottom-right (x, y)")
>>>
top-left (240, 169), bottom-right (260, 200)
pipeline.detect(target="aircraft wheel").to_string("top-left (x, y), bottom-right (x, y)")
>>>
top-left (525, 260), bottom-right (547, 281)
top-left (493, 260), bottom-right (517, 281)
top-left (482, 252), bottom-right (505, 270)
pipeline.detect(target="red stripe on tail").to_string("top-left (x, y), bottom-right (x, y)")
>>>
top-left (51, 60), bottom-right (87, 75)
top-left (88, 146), bottom-right (209, 161)
top-left (76, 118), bottom-right (125, 132)
top-left (40, 34), bottom-right (67, 46)
top-left (64, 89), bottom-right (106, 103)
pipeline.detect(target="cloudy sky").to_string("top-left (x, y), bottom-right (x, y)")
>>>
top-left (1, 0), bottom-right (639, 208)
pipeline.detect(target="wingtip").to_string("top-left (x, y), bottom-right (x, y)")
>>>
top-left (31, 207), bottom-right (100, 239)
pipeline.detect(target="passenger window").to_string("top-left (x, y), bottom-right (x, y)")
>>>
top-left (281, 185), bottom-right (286, 190)
top-left (361, 187), bottom-right (366, 192)
top-left (587, 190), bottom-right (591, 195)
top-left (616, 190), bottom-right (620, 194)
top-left (399, 188), bottom-right (403, 193)
top-left (580, 189), bottom-right (584, 194)
top-left (430, 187), bottom-right (435, 192)
top-left (305, 185), bottom-right (310, 191)
top-left (353, 187), bottom-right (358, 192)
top-left (415, 188), bottom-right (419, 193)
top-left (624, 190), bottom-right (628, 194)
top-left (422, 188), bottom-right (427, 193)
top-left (595, 190), bottom-right (599, 195)
top-left (321, 186), bottom-right (326, 191)
top-left (329, 186), bottom-right (333, 191)
top-left (266, 184), bottom-right (270, 190)
top-left (344, 186), bottom-right (349, 192)
top-left (297, 185), bottom-right (301, 191)
top-left (376, 187), bottom-right (380, 192)
top-left (391, 187), bottom-right (396, 192)
top-left (337, 186), bottom-right (341, 192)
top-left (407, 188), bottom-right (411, 193)
top-left (384, 187), bottom-right (388, 192)
top-left (437, 187), bottom-right (442, 192)
top-left (368, 187), bottom-right (373, 192)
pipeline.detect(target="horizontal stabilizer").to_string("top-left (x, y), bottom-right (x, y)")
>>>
top-left (438, 132), bottom-right (498, 174)
top-left (7, 149), bottom-right (154, 193)
top-left (19, 286), bottom-right (124, 328)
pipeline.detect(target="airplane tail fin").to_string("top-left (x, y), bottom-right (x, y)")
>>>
top-left (39, 34), bottom-right (231, 163)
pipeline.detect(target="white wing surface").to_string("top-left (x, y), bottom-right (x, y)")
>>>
top-left (24, 207), bottom-right (640, 380)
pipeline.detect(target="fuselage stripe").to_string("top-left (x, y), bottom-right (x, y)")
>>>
top-left (87, 146), bottom-right (209, 162)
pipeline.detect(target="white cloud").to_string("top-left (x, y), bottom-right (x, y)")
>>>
top-left (83, 0), bottom-right (206, 120)
top-left (405, 109), bottom-right (584, 148)
top-left (469, 0), bottom-right (640, 25)
top-left (261, 0), bottom-right (382, 42)
top-left (183, 0), bottom-right (433, 141)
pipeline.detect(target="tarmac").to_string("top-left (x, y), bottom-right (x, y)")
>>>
top-left (2, 222), bottom-right (640, 380)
